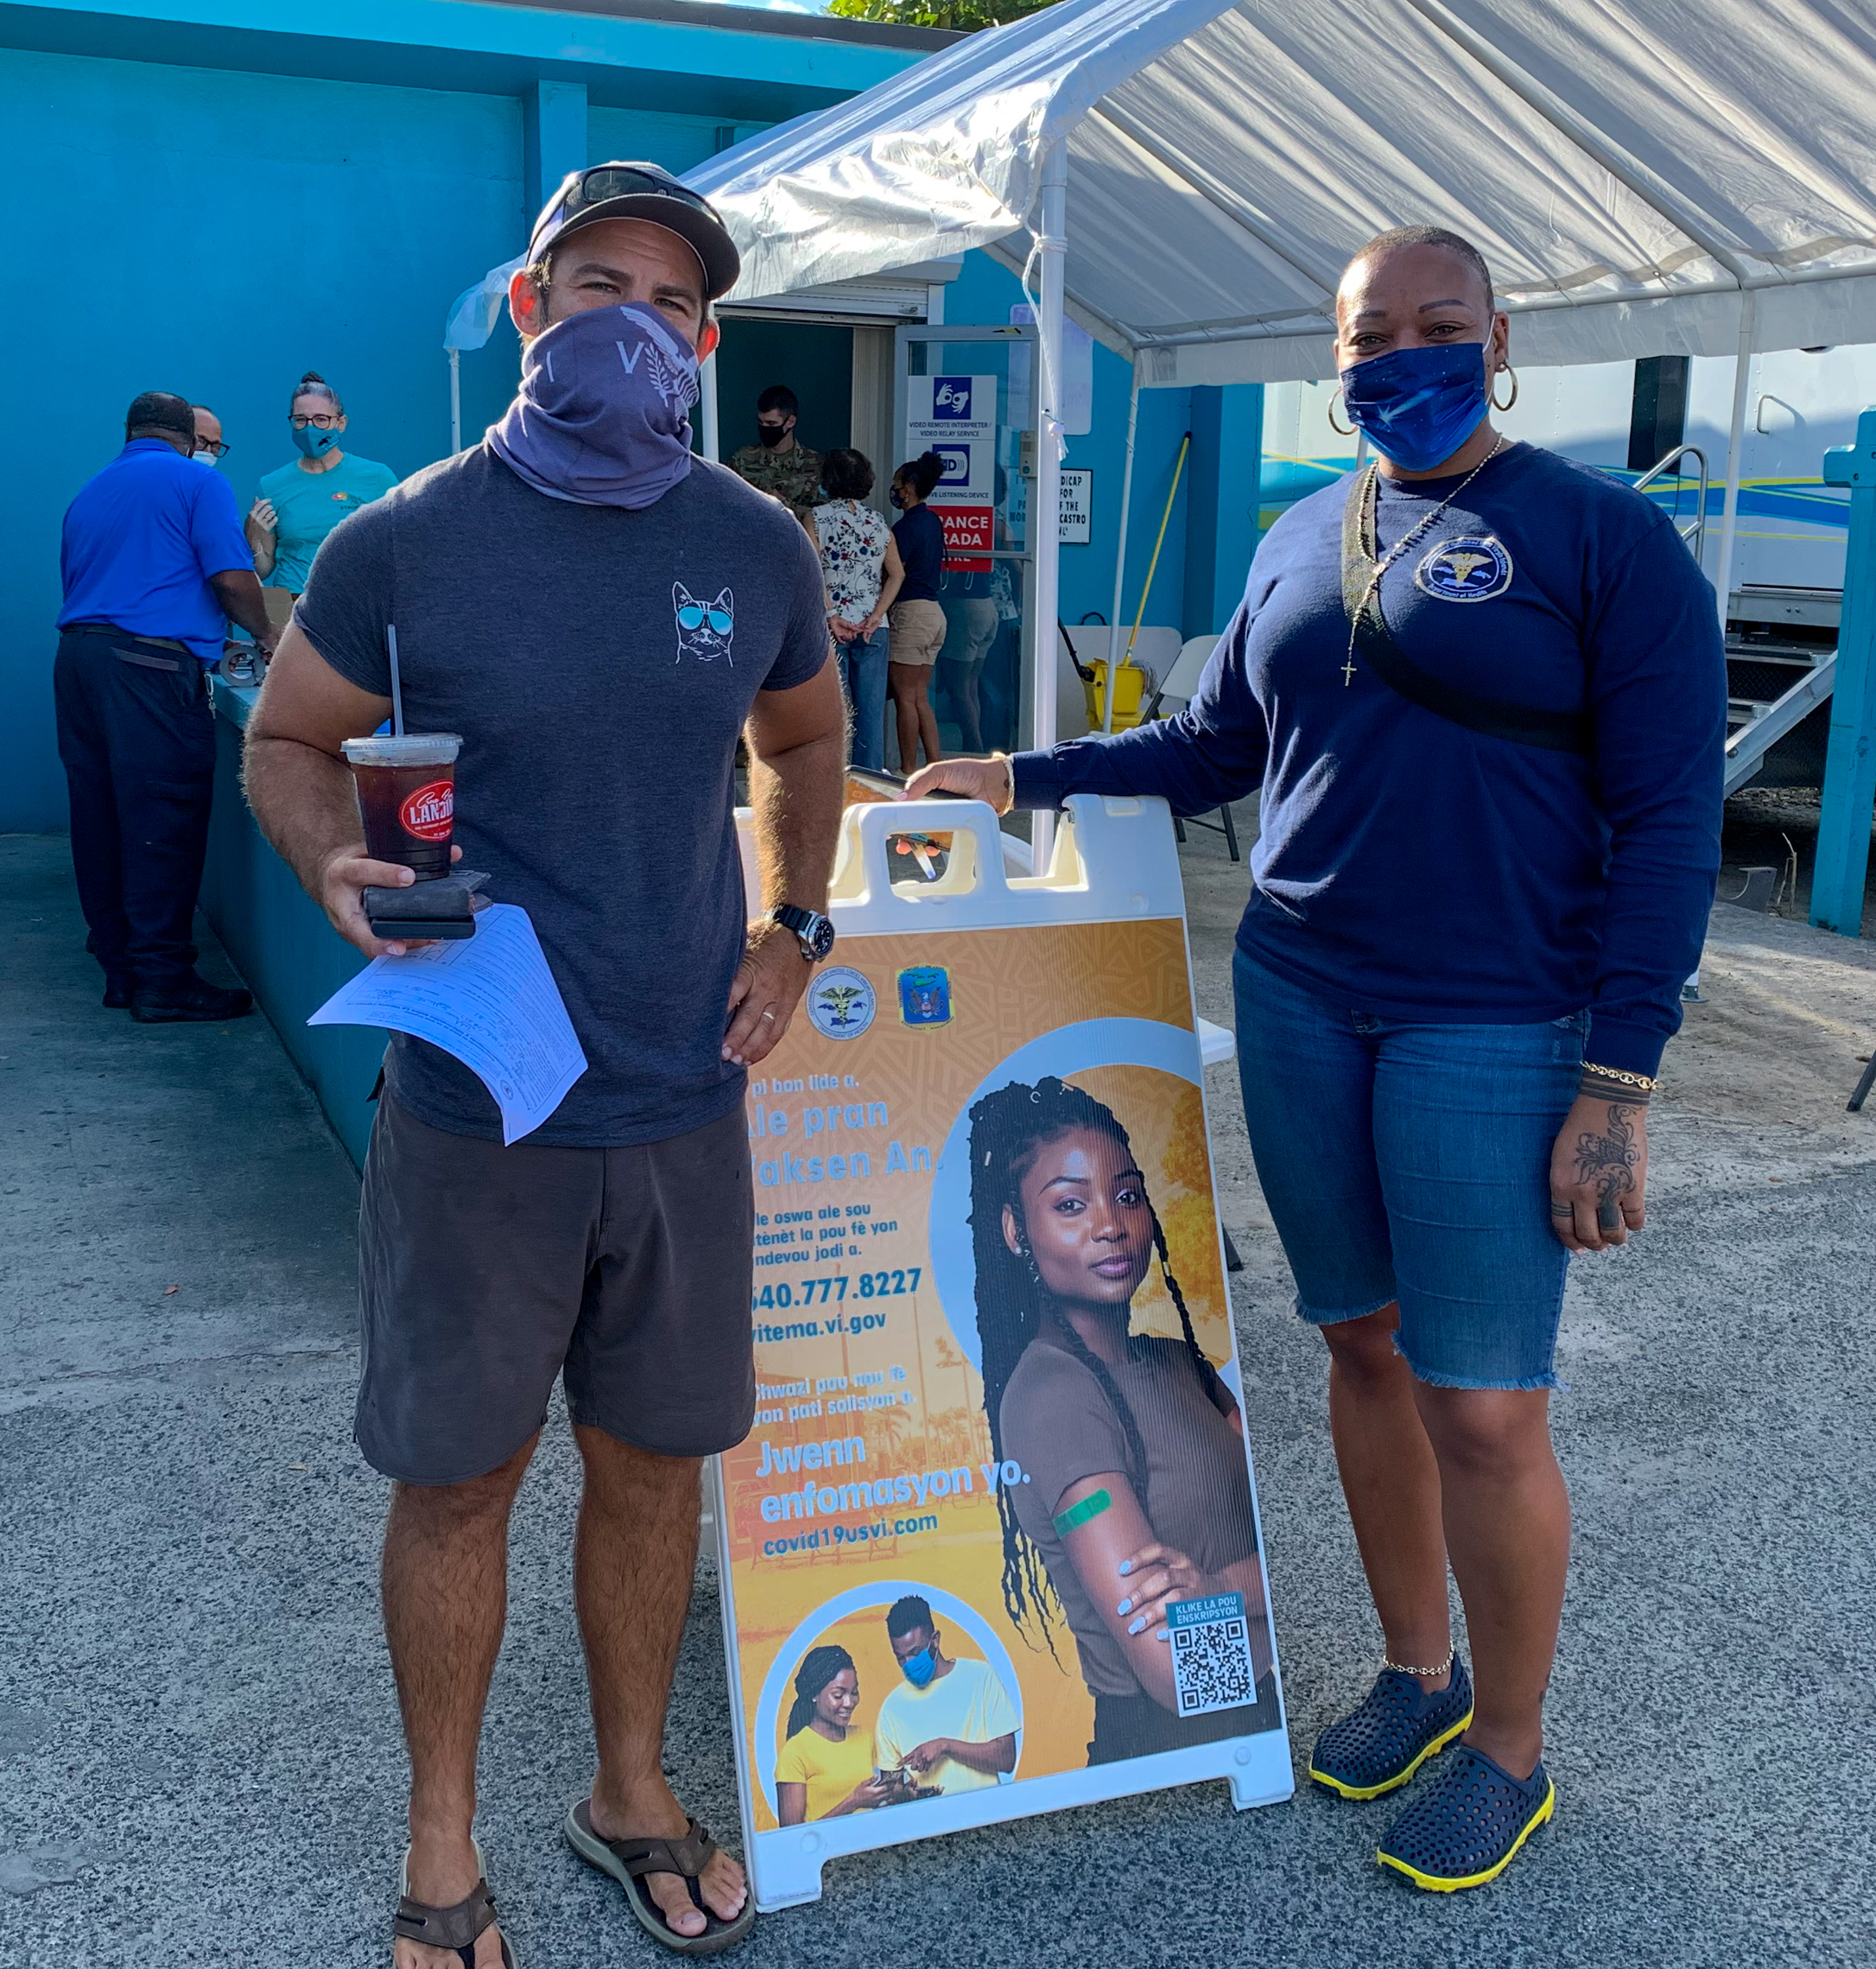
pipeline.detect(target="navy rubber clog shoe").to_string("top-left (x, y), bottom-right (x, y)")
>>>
top-left (1308, 1654), bottom-right (1474, 1800)
top-left (1375, 1743), bottom-right (1555, 1891)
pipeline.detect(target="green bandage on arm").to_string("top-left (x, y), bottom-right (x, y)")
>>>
top-left (1053, 1487), bottom-right (1112, 1538)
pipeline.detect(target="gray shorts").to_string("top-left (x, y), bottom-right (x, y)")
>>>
top-left (356, 1093), bottom-right (755, 1484)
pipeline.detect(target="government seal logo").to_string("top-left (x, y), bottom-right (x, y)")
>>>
top-left (808, 967), bottom-right (875, 1040)
top-left (1415, 534), bottom-right (1513, 603)
top-left (897, 965), bottom-right (953, 1028)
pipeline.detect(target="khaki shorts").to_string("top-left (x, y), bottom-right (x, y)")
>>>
top-left (356, 1094), bottom-right (755, 1483)
top-left (889, 599), bottom-right (947, 667)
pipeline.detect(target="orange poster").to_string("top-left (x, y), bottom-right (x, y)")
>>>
top-left (720, 799), bottom-right (1292, 1909)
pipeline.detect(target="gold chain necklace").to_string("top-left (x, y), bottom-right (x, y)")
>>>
top-left (1343, 434), bottom-right (1508, 687)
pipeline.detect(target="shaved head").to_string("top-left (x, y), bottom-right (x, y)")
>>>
top-left (1342, 226), bottom-right (1494, 315)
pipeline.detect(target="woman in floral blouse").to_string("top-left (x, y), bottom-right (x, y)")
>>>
top-left (814, 448), bottom-right (903, 771)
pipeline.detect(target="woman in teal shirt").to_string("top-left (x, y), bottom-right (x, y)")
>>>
top-left (245, 371), bottom-right (398, 596)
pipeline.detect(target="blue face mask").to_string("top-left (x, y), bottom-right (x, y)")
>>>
top-left (1339, 343), bottom-right (1490, 473)
top-left (898, 1646), bottom-right (936, 1689)
top-left (292, 421), bottom-right (341, 460)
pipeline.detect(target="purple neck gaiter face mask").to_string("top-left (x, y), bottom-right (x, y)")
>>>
top-left (488, 302), bottom-right (699, 510)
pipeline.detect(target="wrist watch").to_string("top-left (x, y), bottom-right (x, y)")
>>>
top-left (769, 904), bottom-right (836, 964)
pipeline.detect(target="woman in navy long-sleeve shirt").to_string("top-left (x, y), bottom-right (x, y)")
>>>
top-left (909, 227), bottom-right (1724, 1892)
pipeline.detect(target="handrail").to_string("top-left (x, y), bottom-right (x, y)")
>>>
top-left (1631, 442), bottom-right (1710, 562)
top-left (1722, 653), bottom-right (1835, 798)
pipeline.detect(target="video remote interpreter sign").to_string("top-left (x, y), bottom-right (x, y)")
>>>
top-left (719, 797), bottom-right (1293, 1911)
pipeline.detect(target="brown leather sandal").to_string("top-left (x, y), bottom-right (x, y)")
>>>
top-left (564, 1799), bottom-right (755, 1955)
top-left (392, 1840), bottom-right (516, 1967)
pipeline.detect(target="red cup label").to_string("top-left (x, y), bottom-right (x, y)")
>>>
top-left (400, 780), bottom-right (455, 841)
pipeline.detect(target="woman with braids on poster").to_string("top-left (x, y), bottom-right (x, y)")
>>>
top-left (774, 1645), bottom-right (894, 1826)
top-left (970, 1077), bottom-right (1277, 1765)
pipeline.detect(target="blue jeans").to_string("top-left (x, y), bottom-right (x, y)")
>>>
top-left (841, 625), bottom-right (889, 771)
top-left (1234, 946), bottom-right (1585, 1389)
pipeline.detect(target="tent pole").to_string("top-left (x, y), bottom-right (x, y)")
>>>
top-left (1102, 369), bottom-right (1142, 734)
top-left (1030, 140), bottom-right (1069, 872)
top-left (1712, 289), bottom-right (1756, 629)
top-left (701, 350), bottom-right (721, 463)
top-left (449, 348), bottom-right (461, 455)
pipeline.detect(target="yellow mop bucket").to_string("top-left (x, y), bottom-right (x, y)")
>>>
top-left (1081, 656), bottom-right (1148, 731)
top-left (1075, 427), bottom-right (1192, 735)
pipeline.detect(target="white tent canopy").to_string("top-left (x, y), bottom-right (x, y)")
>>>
top-left (689, 0), bottom-right (1876, 386)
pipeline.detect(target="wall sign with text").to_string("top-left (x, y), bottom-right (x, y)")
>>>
top-left (1058, 468), bottom-right (1093, 544)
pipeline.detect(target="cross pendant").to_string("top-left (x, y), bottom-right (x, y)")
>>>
top-left (1341, 655), bottom-right (1358, 685)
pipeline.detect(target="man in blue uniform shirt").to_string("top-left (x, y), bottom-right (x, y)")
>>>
top-left (56, 390), bottom-right (277, 1020)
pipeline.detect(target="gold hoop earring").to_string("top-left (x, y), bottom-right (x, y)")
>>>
top-left (1326, 389), bottom-right (1355, 437)
top-left (1491, 366), bottom-right (1519, 412)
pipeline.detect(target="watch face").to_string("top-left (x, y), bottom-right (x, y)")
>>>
top-left (805, 916), bottom-right (836, 961)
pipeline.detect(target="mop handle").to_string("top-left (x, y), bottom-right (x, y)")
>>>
top-left (1125, 431), bottom-right (1192, 666)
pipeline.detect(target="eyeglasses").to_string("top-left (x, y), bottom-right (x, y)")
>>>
top-left (194, 438), bottom-right (230, 458)
top-left (677, 603), bottom-right (734, 635)
top-left (533, 166), bottom-right (720, 255)
top-left (289, 413), bottom-right (342, 430)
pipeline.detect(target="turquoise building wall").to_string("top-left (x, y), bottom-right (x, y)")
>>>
top-left (0, 0), bottom-right (940, 833)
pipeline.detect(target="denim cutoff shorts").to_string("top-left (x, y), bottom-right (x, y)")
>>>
top-left (1234, 946), bottom-right (1585, 1390)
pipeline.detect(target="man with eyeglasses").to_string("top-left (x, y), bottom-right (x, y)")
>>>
top-left (54, 389), bottom-right (276, 1021)
top-left (189, 406), bottom-right (228, 467)
top-left (244, 162), bottom-right (843, 1964)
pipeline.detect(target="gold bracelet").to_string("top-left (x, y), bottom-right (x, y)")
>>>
top-left (1580, 1062), bottom-right (1658, 1093)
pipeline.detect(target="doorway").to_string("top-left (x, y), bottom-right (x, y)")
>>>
top-left (712, 317), bottom-right (854, 461)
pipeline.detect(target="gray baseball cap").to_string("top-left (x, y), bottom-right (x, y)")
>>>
top-left (527, 161), bottom-right (741, 300)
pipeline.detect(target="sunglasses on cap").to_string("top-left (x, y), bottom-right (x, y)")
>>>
top-left (532, 167), bottom-right (722, 258)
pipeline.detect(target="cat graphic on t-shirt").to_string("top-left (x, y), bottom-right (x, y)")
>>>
top-left (673, 583), bottom-right (735, 665)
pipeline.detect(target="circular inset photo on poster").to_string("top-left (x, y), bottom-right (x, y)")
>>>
top-left (753, 1583), bottom-right (1023, 1826)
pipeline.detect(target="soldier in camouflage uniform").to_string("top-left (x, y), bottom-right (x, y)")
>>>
top-left (727, 383), bottom-right (824, 521)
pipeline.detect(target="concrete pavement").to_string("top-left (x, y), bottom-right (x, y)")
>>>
top-left (2, 826), bottom-right (1871, 1967)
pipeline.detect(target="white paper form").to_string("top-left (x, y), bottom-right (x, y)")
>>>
top-left (308, 903), bottom-right (587, 1144)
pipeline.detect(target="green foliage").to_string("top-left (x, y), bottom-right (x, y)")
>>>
top-left (827, 0), bottom-right (1062, 30)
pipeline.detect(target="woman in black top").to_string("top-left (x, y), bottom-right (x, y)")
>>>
top-left (887, 452), bottom-right (947, 768)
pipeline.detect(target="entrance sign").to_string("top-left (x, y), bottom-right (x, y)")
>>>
top-left (719, 795), bottom-right (1293, 1911)
top-left (1059, 468), bottom-right (1093, 543)
top-left (931, 501), bottom-right (993, 573)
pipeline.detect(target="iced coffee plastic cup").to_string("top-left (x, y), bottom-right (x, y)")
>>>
top-left (341, 733), bottom-right (461, 880)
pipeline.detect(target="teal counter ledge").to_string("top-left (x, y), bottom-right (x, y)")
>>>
top-left (201, 677), bottom-right (381, 1169)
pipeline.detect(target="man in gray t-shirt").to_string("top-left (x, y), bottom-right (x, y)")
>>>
top-left (244, 163), bottom-right (842, 1961)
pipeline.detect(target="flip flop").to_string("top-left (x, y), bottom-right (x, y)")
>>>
top-left (564, 1799), bottom-right (755, 1955)
top-left (392, 1839), bottom-right (517, 1966)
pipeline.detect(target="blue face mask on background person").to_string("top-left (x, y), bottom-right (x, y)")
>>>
top-left (488, 301), bottom-right (699, 511)
top-left (1339, 342), bottom-right (1490, 473)
top-left (291, 421), bottom-right (341, 460)
top-left (898, 1645), bottom-right (936, 1688)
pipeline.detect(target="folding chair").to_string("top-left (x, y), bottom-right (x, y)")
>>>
top-left (1145, 634), bottom-right (1240, 861)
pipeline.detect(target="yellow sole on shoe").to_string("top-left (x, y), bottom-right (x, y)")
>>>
top-left (1375, 1779), bottom-right (1556, 1891)
top-left (1307, 1708), bottom-right (1474, 1802)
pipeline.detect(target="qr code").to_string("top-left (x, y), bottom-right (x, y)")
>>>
top-left (1167, 1591), bottom-right (1255, 1717)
